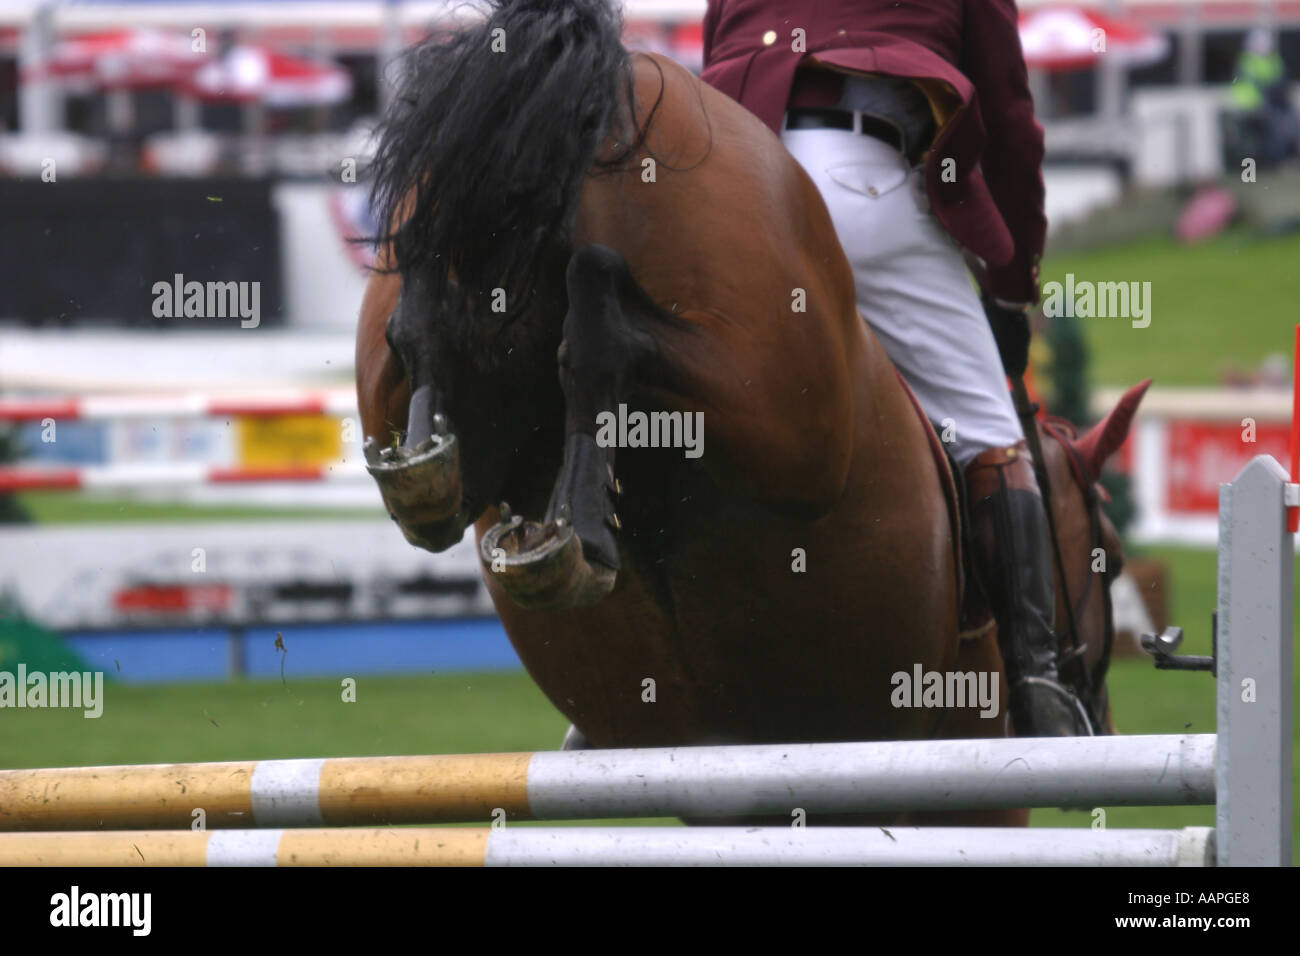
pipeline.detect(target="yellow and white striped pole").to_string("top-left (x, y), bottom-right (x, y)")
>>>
top-left (0, 735), bottom-right (1215, 831)
top-left (0, 828), bottom-right (489, 866)
top-left (0, 826), bottom-right (1215, 867)
top-left (0, 754), bottom-right (532, 830)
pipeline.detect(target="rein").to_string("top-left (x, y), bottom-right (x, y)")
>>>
top-left (1010, 381), bottom-right (1117, 729)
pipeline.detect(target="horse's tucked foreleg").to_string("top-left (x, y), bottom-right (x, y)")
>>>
top-left (481, 245), bottom-right (656, 610)
top-left (363, 273), bottom-right (467, 552)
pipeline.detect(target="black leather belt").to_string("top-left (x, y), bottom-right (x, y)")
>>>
top-left (786, 107), bottom-right (907, 158)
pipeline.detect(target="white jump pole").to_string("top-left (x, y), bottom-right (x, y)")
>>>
top-left (0, 825), bottom-right (1217, 868)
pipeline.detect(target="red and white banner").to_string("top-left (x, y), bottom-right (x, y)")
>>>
top-left (1102, 388), bottom-right (1294, 544)
top-left (1166, 421), bottom-right (1289, 514)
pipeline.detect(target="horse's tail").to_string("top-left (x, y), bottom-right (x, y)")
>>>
top-left (370, 0), bottom-right (633, 306)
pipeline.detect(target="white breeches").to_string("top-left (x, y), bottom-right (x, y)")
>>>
top-left (780, 125), bottom-right (1025, 467)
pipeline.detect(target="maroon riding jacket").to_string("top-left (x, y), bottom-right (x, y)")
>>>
top-left (700, 0), bottom-right (1045, 305)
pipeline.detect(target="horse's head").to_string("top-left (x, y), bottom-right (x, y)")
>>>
top-left (1038, 378), bottom-right (1151, 733)
top-left (359, 249), bottom-right (571, 553)
top-left (357, 8), bottom-right (635, 554)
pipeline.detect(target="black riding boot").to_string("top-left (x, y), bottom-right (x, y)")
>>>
top-left (967, 443), bottom-right (1093, 737)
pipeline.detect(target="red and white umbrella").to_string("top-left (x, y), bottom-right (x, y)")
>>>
top-left (1019, 7), bottom-right (1169, 71)
top-left (670, 23), bottom-right (704, 74)
top-left (35, 28), bottom-right (204, 91)
top-left (185, 44), bottom-right (352, 107)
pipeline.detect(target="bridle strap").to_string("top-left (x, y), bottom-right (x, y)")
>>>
top-left (1041, 417), bottom-right (1118, 699)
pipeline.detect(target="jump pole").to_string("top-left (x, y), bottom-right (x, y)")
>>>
top-left (0, 735), bottom-right (1215, 832)
top-left (0, 388), bottom-right (357, 422)
top-left (0, 826), bottom-right (1215, 868)
top-left (0, 461), bottom-right (369, 492)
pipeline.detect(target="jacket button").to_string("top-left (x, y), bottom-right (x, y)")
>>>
top-left (762, 30), bottom-right (777, 45)
top-left (867, 186), bottom-right (879, 197)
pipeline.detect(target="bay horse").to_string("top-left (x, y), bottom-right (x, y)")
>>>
top-left (355, 0), bottom-right (1146, 826)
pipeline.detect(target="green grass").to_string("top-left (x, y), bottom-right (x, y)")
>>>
top-left (15, 491), bottom-right (381, 524)
top-left (1039, 228), bottom-right (1300, 388)
top-left (0, 671), bottom-right (565, 769)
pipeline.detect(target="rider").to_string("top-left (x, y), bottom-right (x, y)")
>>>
top-left (701, 0), bottom-right (1092, 736)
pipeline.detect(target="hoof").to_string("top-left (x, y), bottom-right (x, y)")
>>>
top-left (480, 510), bottom-right (616, 610)
top-left (365, 434), bottom-right (466, 551)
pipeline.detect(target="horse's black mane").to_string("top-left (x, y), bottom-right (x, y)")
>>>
top-left (367, 0), bottom-right (653, 316)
